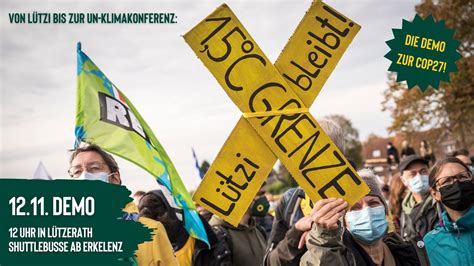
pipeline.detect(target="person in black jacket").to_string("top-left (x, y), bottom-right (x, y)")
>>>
top-left (387, 142), bottom-right (400, 165)
top-left (398, 155), bottom-right (440, 265)
top-left (401, 140), bottom-right (416, 159)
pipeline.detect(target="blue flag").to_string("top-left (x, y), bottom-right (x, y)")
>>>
top-left (192, 148), bottom-right (204, 179)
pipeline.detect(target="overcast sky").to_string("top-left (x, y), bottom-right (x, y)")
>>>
top-left (0, 0), bottom-right (419, 193)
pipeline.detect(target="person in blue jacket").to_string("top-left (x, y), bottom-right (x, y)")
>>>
top-left (424, 157), bottom-right (474, 266)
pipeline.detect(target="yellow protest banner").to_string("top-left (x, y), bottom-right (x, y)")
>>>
top-left (192, 118), bottom-right (276, 225)
top-left (185, 1), bottom-right (369, 226)
top-left (275, 0), bottom-right (361, 107)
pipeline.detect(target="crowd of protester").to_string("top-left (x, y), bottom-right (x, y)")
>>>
top-left (67, 125), bottom-right (473, 265)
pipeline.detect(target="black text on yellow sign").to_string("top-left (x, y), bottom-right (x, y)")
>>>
top-left (185, 0), bottom-right (369, 226)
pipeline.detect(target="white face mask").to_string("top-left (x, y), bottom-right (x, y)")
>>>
top-left (77, 171), bottom-right (111, 183)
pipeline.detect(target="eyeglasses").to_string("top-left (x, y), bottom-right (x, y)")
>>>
top-left (68, 162), bottom-right (108, 178)
top-left (432, 171), bottom-right (473, 190)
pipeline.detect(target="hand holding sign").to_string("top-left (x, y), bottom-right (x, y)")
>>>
top-left (311, 198), bottom-right (348, 230)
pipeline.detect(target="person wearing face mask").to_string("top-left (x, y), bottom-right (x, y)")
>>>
top-left (209, 193), bottom-right (269, 266)
top-left (69, 144), bottom-right (137, 218)
top-left (399, 155), bottom-right (441, 233)
top-left (300, 169), bottom-right (420, 265)
top-left (264, 119), bottom-right (351, 266)
top-left (69, 144), bottom-right (178, 265)
top-left (138, 189), bottom-right (232, 266)
top-left (423, 157), bottom-right (474, 266)
top-left (69, 144), bottom-right (122, 184)
top-left (398, 155), bottom-right (439, 265)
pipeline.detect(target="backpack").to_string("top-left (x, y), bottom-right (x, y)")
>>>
top-left (210, 225), bottom-right (233, 265)
top-left (283, 188), bottom-right (305, 227)
top-left (211, 222), bottom-right (267, 265)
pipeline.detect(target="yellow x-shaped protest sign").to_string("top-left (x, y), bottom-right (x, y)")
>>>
top-left (185, 0), bottom-right (369, 226)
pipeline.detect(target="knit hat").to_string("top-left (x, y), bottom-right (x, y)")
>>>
top-left (358, 169), bottom-right (388, 212)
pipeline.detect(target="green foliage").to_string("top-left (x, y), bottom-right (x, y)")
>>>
top-left (267, 180), bottom-right (291, 195)
top-left (382, 0), bottom-right (474, 148)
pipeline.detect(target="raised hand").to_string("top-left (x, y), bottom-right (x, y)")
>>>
top-left (310, 198), bottom-right (348, 230)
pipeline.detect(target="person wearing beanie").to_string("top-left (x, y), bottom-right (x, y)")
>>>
top-left (300, 169), bottom-right (420, 266)
top-left (358, 169), bottom-right (389, 210)
top-left (265, 118), bottom-right (351, 266)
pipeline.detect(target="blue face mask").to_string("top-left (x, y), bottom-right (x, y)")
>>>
top-left (346, 206), bottom-right (388, 244)
top-left (408, 174), bottom-right (429, 194)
